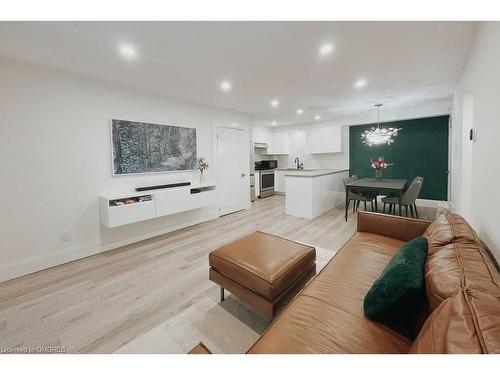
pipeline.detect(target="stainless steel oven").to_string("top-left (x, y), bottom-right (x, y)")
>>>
top-left (259, 169), bottom-right (275, 198)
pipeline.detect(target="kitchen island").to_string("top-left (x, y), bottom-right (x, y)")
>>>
top-left (284, 169), bottom-right (349, 219)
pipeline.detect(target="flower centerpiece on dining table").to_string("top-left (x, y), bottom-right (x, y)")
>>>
top-left (371, 156), bottom-right (393, 180)
top-left (197, 156), bottom-right (209, 184)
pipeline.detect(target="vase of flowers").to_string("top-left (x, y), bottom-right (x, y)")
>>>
top-left (371, 156), bottom-right (393, 180)
top-left (197, 156), bottom-right (209, 184)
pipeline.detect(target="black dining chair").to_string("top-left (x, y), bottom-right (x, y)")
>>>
top-left (382, 177), bottom-right (424, 218)
top-left (352, 175), bottom-right (379, 211)
top-left (343, 176), bottom-right (378, 213)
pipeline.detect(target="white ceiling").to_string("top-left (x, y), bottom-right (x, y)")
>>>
top-left (0, 21), bottom-right (477, 126)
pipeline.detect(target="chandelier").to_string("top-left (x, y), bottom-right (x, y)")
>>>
top-left (361, 104), bottom-right (402, 146)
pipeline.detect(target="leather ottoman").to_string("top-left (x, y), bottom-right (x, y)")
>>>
top-left (209, 231), bottom-right (316, 319)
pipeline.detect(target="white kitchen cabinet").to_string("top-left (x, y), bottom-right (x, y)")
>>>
top-left (274, 170), bottom-right (286, 194)
top-left (306, 125), bottom-right (342, 153)
top-left (252, 126), bottom-right (273, 148)
top-left (306, 127), bottom-right (323, 153)
top-left (288, 129), bottom-right (307, 155)
top-left (322, 126), bottom-right (342, 153)
top-left (285, 171), bottom-right (348, 219)
top-left (268, 130), bottom-right (290, 155)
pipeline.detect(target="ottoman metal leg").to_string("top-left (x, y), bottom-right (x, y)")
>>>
top-left (220, 287), bottom-right (225, 302)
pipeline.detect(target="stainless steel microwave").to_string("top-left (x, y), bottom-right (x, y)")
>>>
top-left (255, 160), bottom-right (278, 170)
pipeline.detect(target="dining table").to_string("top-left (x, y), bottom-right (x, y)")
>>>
top-left (345, 177), bottom-right (408, 221)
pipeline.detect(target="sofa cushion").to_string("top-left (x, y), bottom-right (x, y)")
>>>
top-left (425, 241), bottom-right (500, 310)
top-left (358, 211), bottom-right (431, 242)
top-left (209, 231), bottom-right (316, 300)
top-left (248, 295), bottom-right (411, 354)
top-left (423, 212), bottom-right (500, 310)
top-left (364, 237), bottom-right (428, 339)
top-left (300, 232), bottom-right (406, 319)
top-left (247, 232), bottom-right (411, 353)
top-left (410, 288), bottom-right (500, 354)
top-left (424, 212), bottom-right (478, 251)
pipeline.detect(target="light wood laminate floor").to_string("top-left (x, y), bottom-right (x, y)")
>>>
top-left (0, 196), bottom-right (435, 353)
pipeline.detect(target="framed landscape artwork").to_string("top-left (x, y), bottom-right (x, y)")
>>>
top-left (111, 119), bottom-right (197, 175)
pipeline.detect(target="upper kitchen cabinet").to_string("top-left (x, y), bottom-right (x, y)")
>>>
top-left (252, 126), bottom-right (273, 148)
top-left (288, 129), bottom-right (307, 154)
top-left (306, 125), bottom-right (342, 153)
top-left (268, 130), bottom-right (290, 155)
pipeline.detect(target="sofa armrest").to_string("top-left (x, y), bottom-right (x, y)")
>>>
top-left (357, 211), bottom-right (432, 242)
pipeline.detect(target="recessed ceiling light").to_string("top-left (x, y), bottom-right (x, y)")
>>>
top-left (354, 78), bottom-right (368, 89)
top-left (296, 109), bottom-right (304, 115)
top-left (272, 121), bottom-right (277, 126)
top-left (319, 43), bottom-right (334, 57)
top-left (220, 80), bottom-right (232, 92)
top-left (118, 44), bottom-right (138, 60)
top-left (270, 99), bottom-right (279, 108)
top-left (314, 115), bottom-right (321, 120)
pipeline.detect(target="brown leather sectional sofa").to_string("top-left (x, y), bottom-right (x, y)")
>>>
top-left (247, 211), bottom-right (500, 354)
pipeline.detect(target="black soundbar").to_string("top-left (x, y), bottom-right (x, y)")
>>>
top-left (135, 182), bottom-right (191, 192)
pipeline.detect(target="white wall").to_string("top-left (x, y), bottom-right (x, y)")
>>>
top-left (0, 57), bottom-right (250, 282)
top-left (451, 22), bottom-right (500, 261)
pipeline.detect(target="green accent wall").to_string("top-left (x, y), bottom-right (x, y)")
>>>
top-left (349, 115), bottom-right (449, 200)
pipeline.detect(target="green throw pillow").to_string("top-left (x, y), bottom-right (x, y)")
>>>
top-left (363, 236), bottom-right (428, 339)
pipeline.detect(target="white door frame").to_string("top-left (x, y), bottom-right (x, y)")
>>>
top-left (447, 113), bottom-right (452, 202)
top-left (212, 122), bottom-right (251, 215)
top-left (460, 92), bottom-right (474, 221)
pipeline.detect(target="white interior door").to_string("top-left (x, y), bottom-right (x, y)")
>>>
top-left (217, 126), bottom-right (248, 215)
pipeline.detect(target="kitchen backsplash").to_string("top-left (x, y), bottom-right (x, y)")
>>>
top-left (275, 153), bottom-right (348, 170)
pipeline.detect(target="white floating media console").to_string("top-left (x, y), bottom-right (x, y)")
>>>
top-left (99, 183), bottom-right (217, 228)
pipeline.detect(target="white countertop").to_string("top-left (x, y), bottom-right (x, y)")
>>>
top-left (281, 169), bottom-right (349, 177)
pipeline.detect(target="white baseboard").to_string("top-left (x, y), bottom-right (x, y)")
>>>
top-left (374, 197), bottom-right (442, 208)
top-left (0, 213), bottom-right (219, 283)
top-left (415, 198), bottom-right (442, 208)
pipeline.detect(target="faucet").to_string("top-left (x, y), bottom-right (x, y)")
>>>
top-left (294, 157), bottom-right (303, 169)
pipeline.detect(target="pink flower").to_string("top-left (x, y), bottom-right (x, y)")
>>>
top-left (370, 156), bottom-right (393, 170)
top-left (197, 156), bottom-right (209, 171)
